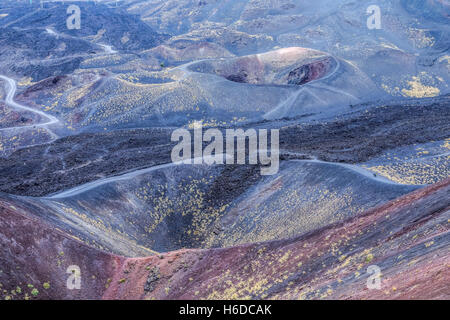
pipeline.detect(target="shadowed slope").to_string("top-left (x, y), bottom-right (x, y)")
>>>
top-left (0, 160), bottom-right (418, 257)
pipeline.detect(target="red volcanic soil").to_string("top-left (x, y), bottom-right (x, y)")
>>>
top-left (188, 47), bottom-right (337, 86)
top-left (1, 178), bottom-right (449, 300)
top-left (102, 179), bottom-right (449, 300)
top-left (0, 198), bottom-right (124, 300)
top-left (286, 57), bottom-right (334, 85)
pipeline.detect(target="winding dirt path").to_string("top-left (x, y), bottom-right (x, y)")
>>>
top-left (48, 154), bottom-right (419, 200)
top-left (0, 74), bottom-right (59, 140)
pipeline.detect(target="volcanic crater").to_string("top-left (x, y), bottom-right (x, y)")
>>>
top-left (188, 47), bottom-right (337, 86)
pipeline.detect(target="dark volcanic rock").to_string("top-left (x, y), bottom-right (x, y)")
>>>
top-left (0, 96), bottom-right (448, 197)
top-left (144, 266), bottom-right (161, 293)
top-left (279, 96), bottom-right (450, 163)
top-left (0, 128), bottom-right (173, 196)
